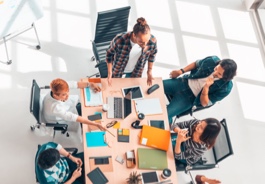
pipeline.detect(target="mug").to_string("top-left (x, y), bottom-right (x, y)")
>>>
top-left (161, 168), bottom-right (171, 179)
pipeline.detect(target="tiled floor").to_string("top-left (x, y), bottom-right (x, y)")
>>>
top-left (0, 0), bottom-right (264, 183)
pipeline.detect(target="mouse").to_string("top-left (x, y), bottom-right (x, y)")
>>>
top-left (147, 84), bottom-right (159, 94)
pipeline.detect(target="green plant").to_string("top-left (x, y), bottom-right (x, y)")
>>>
top-left (126, 171), bottom-right (142, 184)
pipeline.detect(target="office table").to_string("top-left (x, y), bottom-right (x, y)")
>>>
top-left (80, 77), bottom-right (177, 184)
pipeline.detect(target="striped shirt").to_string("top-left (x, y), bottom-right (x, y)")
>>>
top-left (171, 119), bottom-right (207, 165)
top-left (106, 32), bottom-right (157, 78)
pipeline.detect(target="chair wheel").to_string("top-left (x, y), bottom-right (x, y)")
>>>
top-left (66, 132), bottom-right (69, 137)
top-left (36, 45), bottom-right (41, 50)
top-left (30, 126), bottom-right (35, 131)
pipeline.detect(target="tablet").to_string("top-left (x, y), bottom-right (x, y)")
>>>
top-left (141, 171), bottom-right (159, 184)
top-left (148, 120), bottom-right (165, 130)
top-left (122, 86), bottom-right (144, 100)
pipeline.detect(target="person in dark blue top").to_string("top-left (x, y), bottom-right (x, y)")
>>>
top-left (163, 56), bottom-right (237, 123)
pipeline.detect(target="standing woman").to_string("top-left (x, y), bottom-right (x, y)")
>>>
top-left (106, 17), bottom-right (157, 86)
top-left (171, 118), bottom-right (221, 165)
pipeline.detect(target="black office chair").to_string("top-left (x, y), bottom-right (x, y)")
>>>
top-left (87, 61), bottom-right (108, 78)
top-left (30, 79), bottom-right (69, 138)
top-left (35, 144), bottom-right (78, 183)
top-left (166, 94), bottom-right (216, 124)
top-left (91, 6), bottom-right (131, 64)
top-left (175, 119), bottom-right (233, 184)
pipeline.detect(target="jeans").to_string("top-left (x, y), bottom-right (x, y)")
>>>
top-left (66, 152), bottom-right (85, 184)
top-left (163, 78), bottom-right (195, 124)
top-left (125, 73), bottom-right (132, 78)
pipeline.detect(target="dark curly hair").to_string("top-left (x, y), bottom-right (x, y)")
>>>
top-left (37, 148), bottom-right (60, 170)
top-left (219, 59), bottom-right (237, 81)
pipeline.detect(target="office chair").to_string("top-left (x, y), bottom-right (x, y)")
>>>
top-left (35, 144), bottom-right (78, 183)
top-left (91, 6), bottom-right (131, 64)
top-left (175, 119), bottom-right (233, 184)
top-left (166, 94), bottom-right (216, 124)
top-left (87, 61), bottom-right (108, 78)
top-left (30, 79), bottom-right (69, 138)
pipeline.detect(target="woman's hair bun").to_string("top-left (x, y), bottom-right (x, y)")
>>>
top-left (137, 17), bottom-right (147, 26)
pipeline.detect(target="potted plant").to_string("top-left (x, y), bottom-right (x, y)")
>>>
top-left (126, 171), bottom-right (142, 184)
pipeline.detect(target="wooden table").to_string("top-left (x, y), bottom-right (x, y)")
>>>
top-left (80, 78), bottom-right (177, 184)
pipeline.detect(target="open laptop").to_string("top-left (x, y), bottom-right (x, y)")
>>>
top-left (139, 125), bottom-right (170, 151)
top-left (107, 96), bottom-right (132, 119)
top-left (138, 148), bottom-right (168, 170)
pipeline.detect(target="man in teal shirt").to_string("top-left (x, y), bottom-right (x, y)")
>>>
top-left (163, 56), bottom-right (237, 123)
top-left (35, 142), bottom-right (84, 184)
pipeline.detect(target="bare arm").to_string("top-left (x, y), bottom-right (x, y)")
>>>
top-left (58, 147), bottom-right (82, 184)
top-left (147, 62), bottom-right (154, 86)
top-left (174, 128), bottom-right (190, 154)
top-left (200, 77), bottom-right (214, 106)
top-left (170, 61), bottom-right (197, 78)
top-left (76, 116), bottom-right (106, 131)
top-left (77, 82), bottom-right (101, 92)
top-left (107, 62), bottom-right (113, 86)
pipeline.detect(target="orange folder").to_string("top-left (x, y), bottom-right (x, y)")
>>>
top-left (139, 125), bottom-right (170, 151)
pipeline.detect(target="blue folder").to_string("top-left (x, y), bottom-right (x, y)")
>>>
top-left (86, 131), bottom-right (107, 147)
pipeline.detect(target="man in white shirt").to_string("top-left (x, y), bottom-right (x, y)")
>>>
top-left (43, 78), bottom-right (106, 133)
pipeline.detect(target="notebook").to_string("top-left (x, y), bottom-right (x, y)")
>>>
top-left (87, 167), bottom-right (108, 184)
top-left (107, 97), bottom-right (131, 119)
top-left (139, 125), bottom-right (170, 151)
top-left (138, 148), bottom-right (168, 170)
top-left (135, 98), bottom-right (162, 115)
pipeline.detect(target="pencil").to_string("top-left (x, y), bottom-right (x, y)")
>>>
top-left (106, 129), bottom-right (115, 137)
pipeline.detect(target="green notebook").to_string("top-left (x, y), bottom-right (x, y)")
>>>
top-left (137, 148), bottom-right (168, 170)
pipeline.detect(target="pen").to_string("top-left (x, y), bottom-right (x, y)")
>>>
top-left (106, 129), bottom-right (115, 137)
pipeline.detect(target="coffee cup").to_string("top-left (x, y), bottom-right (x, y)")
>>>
top-left (161, 168), bottom-right (171, 179)
top-left (102, 104), bottom-right (109, 112)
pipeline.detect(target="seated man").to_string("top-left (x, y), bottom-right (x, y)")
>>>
top-left (43, 78), bottom-right (106, 134)
top-left (36, 142), bottom-right (84, 184)
top-left (163, 56), bottom-right (237, 123)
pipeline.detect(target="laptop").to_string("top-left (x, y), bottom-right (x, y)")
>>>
top-left (139, 125), bottom-right (170, 151)
top-left (138, 148), bottom-right (168, 170)
top-left (107, 96), bottom-right (131, 119)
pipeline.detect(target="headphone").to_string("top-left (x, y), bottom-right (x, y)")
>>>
top-left (131, 120), bottom-right (142, 129)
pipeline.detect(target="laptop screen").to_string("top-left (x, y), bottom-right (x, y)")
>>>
top-left (122, 86), bottom-right (143, 100)
top-left (123, 98), bottom-right (132, 118)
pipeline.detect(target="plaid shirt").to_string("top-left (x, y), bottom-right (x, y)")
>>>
top-left (106, 32), bottom-right (157, 77)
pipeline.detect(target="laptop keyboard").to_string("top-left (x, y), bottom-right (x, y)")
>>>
top-left (114, 97), bottom-right (123, 118)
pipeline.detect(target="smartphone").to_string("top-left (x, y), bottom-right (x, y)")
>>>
top-left (87, 113), bottom-right (102, 121)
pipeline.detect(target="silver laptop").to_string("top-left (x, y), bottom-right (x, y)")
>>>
top-left (107, 97), bottom-right (131, 119)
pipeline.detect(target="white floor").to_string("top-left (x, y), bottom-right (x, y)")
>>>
top-left (0, 0), bottom-right (264, 183)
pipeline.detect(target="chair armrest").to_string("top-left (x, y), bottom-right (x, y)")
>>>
top-left (45, 123), bottom-right (68, 133)
top-left (65, 148), bottom-right (78, 155)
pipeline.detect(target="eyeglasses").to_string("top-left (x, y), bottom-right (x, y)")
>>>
top-left (106, 120), bottom-right (118, 128)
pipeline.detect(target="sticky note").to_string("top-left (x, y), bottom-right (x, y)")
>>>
top-left (113, 122), bottom-right (120, 129)
top-left (122, 129), bottom-right (130, 136)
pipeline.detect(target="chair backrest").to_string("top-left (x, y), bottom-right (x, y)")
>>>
top-left (30, 79), bottom-right (41, 123)
top-left (94, 6), bottom-right (131, 43)
top-left (92, 6), bottom-right (131, 63)
top-left (213, 118), bottom-right (233, 164)
top-left (95, 62), bottom-right (108, 78)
